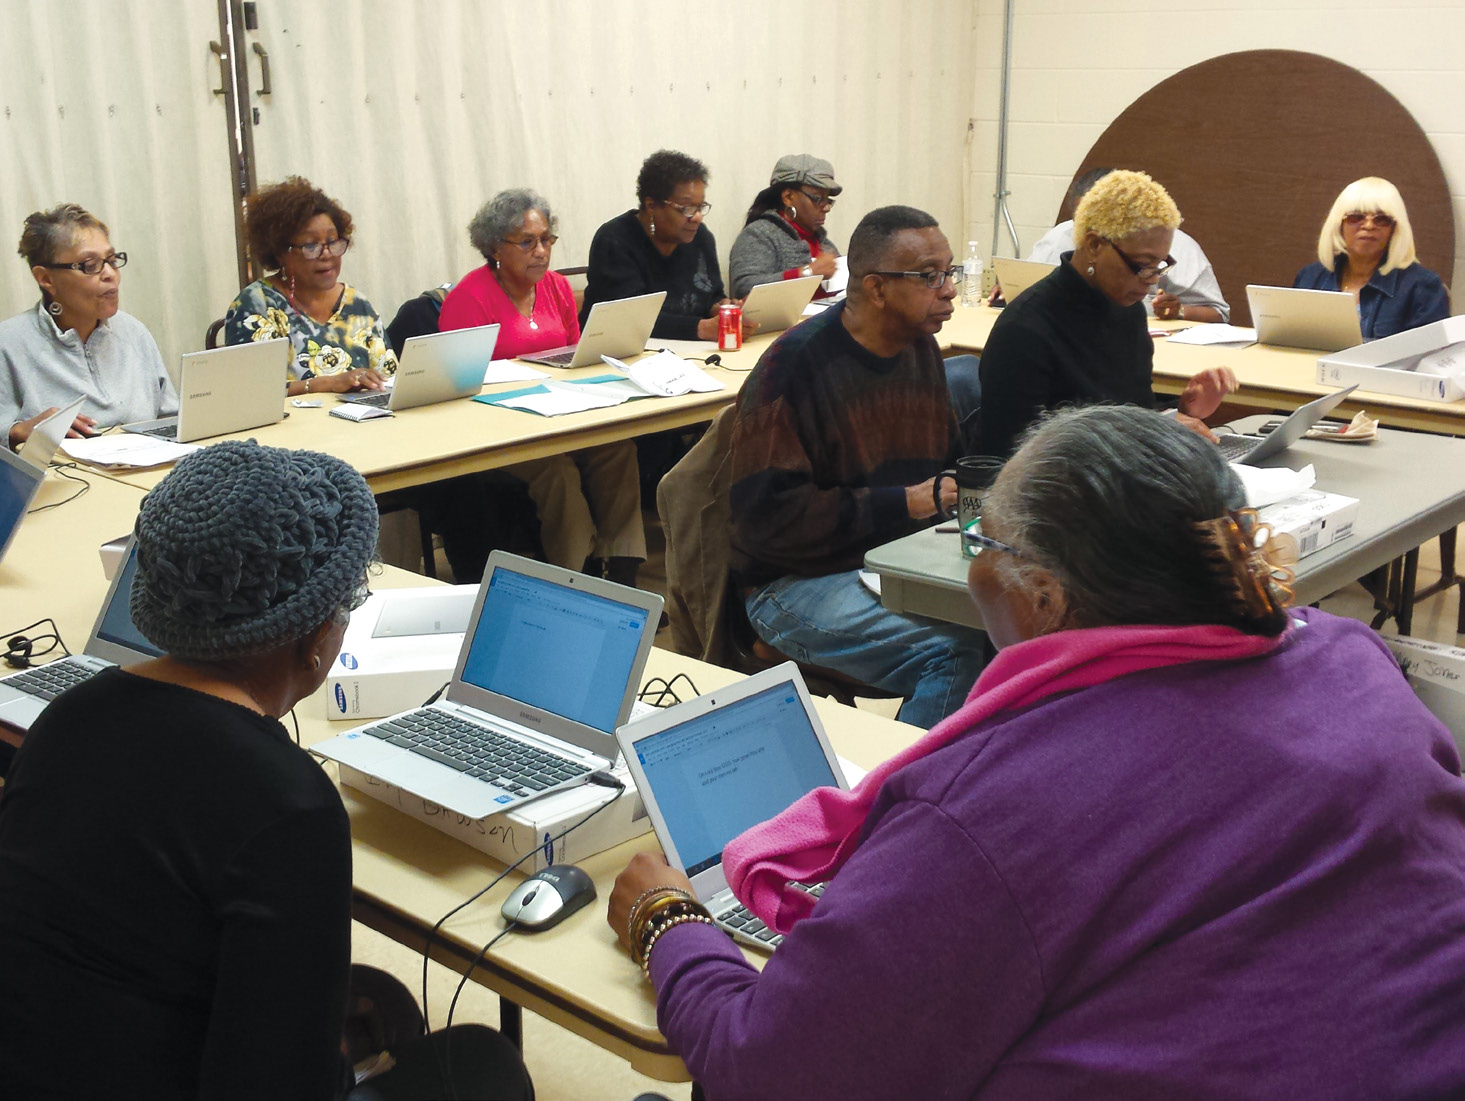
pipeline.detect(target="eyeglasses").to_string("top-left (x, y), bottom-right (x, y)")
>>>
top-left (660, 199), bottom-right (712, 218)
top-left (504, 234), bottom-right (559, 253)
top-left (286, 237), bottom-right (351, 260)
top-left (44, 252), bottom-right (127, 276)
top-left (873, 265), bottom-right (964, 290)
top-left (1343, 212), bottom-right (1395, 229)
top-left (799, 189), bottom-right (835, 211)
top-left (1105, 240), bottom-right (1175, 281)
top-left (962, 530), bottom-right (1028, 558)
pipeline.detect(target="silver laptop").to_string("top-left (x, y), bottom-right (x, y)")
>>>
top-left (1216, 385), bottom-right (1358, 465)
top-left (0, 443), bottom-right (48, 569)
top-left (0, 537), bottom-right (164, 731)
top-left (339, 323), bottom-right (499, 410)
top-left (312, 550), bottom-right (664, 819)
top-left (521, 291), bottom-right (666, 369)
top-left (124, 338), bottom-right (290, 442)
top-left (739, 275), bottom-right (822, 334)
top-left (616, 662), bottom-right (850, 953)
top-left (1246, 285), bottom-right (1364, 352)
top-left (17, 395), bottom-right (86, 469)
top-left (994, 257), bottom-right (1056, 305)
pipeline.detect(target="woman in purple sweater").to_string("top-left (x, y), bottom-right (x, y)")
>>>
top-left (610, 406), bottom-right (1465, 1100)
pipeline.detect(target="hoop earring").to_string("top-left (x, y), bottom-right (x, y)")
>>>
top-left (48, 300), bottom-right (63, 316)
top-left (311, 654), bottom-right (321, 672)
top-left (788, 206), bottom-right (797, 218)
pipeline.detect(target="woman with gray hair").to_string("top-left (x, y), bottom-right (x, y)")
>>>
top-left (610, 405), bottom-right (1465, 1098)
top-left (0, 202), bottom-right (176, 450)
top-left (437, 189), bottom-right (645, 586)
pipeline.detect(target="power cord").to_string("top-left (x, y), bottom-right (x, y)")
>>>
top-left (25, 463), bottom-right (91, 513)
top-left (441, 922), bottom-right (519, 1100)
top-left (287, 707), bottom-right (300, 746)
top-left (637, 672), bottom-right (701, 708)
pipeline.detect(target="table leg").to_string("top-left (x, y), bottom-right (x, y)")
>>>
top-left (500, 996), bottom-right (523, 1050)
top-left (691, 1083), bottom-right (708, 1101)
top-left (1398, 548), bottom-right (1420, 637)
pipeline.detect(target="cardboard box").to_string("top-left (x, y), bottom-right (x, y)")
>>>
top-left (1317, 316), bottom-right (1465, 403)
top-left (1257, 490), bottom-right (1359, 561)
top-left (1381, 635), bottom-right (1465, 759)
top-left (341, 759), bottom-right (650, 872)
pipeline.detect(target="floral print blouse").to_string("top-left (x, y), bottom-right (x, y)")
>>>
top-left (223, 280), bottom-right (398, 380)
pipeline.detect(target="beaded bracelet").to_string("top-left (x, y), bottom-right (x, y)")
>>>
top-left (626, 886), bottom-right (693, 946)
top-left (641, 911), bottom-right (717, 980)
top-left (630, 894), bottom-right (704, 967)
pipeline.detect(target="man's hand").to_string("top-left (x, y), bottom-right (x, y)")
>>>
top-left (907, 475), bottom-right (956, 520)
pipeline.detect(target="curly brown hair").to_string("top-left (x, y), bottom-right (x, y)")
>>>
top-left (244, 176), bottom-right (353, 271)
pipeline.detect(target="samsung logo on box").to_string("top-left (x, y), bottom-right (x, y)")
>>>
top-left (334, 684), bottom-right (347, 713)
top-left (338, 652), bottom-right (358, 669)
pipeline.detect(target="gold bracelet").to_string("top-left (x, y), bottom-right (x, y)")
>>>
top-left (630, 894), bottom-right (704, 967)
top-left (641, 911), bottom-right (717, 980)
top-left (626, 886), bottom-right (693, 946)
top-left (305, 376), bottom-right (313, 394)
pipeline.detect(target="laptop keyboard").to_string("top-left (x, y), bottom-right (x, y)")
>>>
top-left (533, 349), bottom-right (576, 368)
top-left (1216, 434), bottom-right (1258, 461)
top-left (142, 423), bottom-right (179, 440)
top-left (347, 390), bottom-right (392, 408)
top-left (361, 708), bottom-right (593, 798)
top-left (717, 882), bottom-right (825, 950)
top-left (3, 658), bottom-right (99, 701)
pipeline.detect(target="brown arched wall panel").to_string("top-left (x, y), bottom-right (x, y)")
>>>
top-left (1056, 50), bottom-right (1452, 327)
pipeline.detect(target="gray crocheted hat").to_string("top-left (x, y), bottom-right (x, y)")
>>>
top-left (130, 440), bottom-right (378, 660)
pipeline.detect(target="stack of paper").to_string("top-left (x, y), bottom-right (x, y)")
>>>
top-left (59, 433), bottom-right (200, 469)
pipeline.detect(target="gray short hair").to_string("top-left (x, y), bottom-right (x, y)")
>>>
top-left (987, 405), bottom-right (1289, 636)
top-left (467, 189), bottom-right (556, 263)
top-left (18, 203), bottom-right (109, 267)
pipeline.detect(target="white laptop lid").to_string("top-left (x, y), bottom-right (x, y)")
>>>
top-left (174, 338), bottom-right (290, 442)
top-left (1246, 285), bottom-right (1364, 352)
top-left (739, 276), bottom-right (822, 334)
top-left (445, 550), bottom-right (664, 758)
top-left (17, 395), bottom-right (86, 469)
top-left (0, 443), bottom-right (47, 567)
top-left (616, 663), bottom-right (849, 902)
top-left (551, 291), bottom-right (666, 368)
top-left (994, 257), bottom-right (1056, 304)
top-left (386, 323), bottom-right (499, 410)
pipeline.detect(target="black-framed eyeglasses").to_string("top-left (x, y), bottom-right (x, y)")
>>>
top-left (287, 238), bottom-right (351, 260)
top-left (1105, 240), bottom-right (1175, 281)
top-left (799, 189), bottom-right (835, 211)
top-left (962, 530), bottom-right (1028, 558)
top-left (873, 265), bottom-right (963, 290)
top-left (505, 234), bottom-right (559, 253)
top-left (1342, 211), bottom-right (1395, 229)
top-left (44, 252), bottom-right (127, 276)
top-left (660, 199), bottom-right (712, 218)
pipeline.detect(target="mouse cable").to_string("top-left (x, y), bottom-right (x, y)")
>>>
top-left (26, 463), bottom-right (91, 514)
top-left (440, 921), bottom-right (520, 1100)
top-left (419, 775), bottom-right (625, 1032)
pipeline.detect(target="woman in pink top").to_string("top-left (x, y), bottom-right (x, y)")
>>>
top-left (438, 190), bottom-right (645, 584)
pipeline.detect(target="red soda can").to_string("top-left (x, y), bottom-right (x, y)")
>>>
top-left (718, 303), bottom-right (742, 352)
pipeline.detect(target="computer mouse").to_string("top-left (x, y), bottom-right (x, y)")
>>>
top-left (500, 863), bottom-right (597, 931)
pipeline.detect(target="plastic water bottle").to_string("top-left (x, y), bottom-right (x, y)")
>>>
top-left (962, 242), bottom-right (983, 307)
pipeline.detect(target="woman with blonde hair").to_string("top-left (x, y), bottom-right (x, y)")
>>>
top-left (1294, 176), bottom-right (1450, 340)
top-left (976, 169), bottom-right (1236, 459)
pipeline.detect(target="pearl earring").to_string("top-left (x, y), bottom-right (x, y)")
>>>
top-left (1086, 265), bottom-right (1095, 276)
top-left (48, 301), bottom-right (63, 316)
top-left (649, 218), bottom-right (656, 236)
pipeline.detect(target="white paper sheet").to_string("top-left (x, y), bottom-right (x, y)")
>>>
top-left (1164, 324), bottom-right (1258, 347)
top-left (59, 433), bottom-right (200, 468)
top-left (485, 360), bottom-right (550, 384)
top-left (823, 255), bottom-right (849, 295)
top-left (495, 380), bottom-right (630, 417)
top-left (604, 350), bottom-right (723, 397)
top-left (1232, 462), bottom-right (1317, 508)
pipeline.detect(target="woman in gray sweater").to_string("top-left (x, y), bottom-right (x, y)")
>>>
top-left (729, 154), bottom-right (842, 299)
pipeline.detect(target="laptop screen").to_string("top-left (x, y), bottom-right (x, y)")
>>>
top-left (93, 545), bottom-right (165, 658)
top-left (631, 681), bottom-right (838, 876)
top-left (459, 567), bottom-right (649, 733)
top-left (0, 448), bottom-right (43, 565)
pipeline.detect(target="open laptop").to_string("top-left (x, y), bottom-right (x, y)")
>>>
top-left (312, 550), bottom-right (664, 819)
top-left (17, 395), bottom-right (87, 469)
top-left (123, 338), bottom-right (290, 442)
top-left (1246, 286), bottom-right (1364, 352)
top-left (994, 257), bottom-right (1056, 305)
top-left (616, 662), bottom-right (850, 952)
top-left (521, 291), bottom-right (666, 369)
top-left (739, 275), bottom-right (822, 334)
top-left (0, 537), bottom-right (163, 730)
top-left (0, 443), bottom-right (48, 569)
top-left (1216, 384), bottom-right (1358, 464)
top-left (339, 323), bottom-right (499, 410)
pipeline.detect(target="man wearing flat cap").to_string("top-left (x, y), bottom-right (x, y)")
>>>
top-left (730, 154), bottom-right (844, 299)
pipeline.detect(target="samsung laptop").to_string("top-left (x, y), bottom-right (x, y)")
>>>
top-left (739, 275), bottom-right (822, 334)
top-left (616, 662), bottom-right (850, 952)
top-left (0, 443), bottom-right (48, 570)
top-left (994, 257), bottom-right (1056, 305)
top-left (1246, 286), bottom-right (1364, 352)
top-left (521, 291), bottom-right (666, 369)
top-left (123, 338), bottom-right (290, 442)
top-left (1216, 384), bottom-right (1358, 464)
top-left (0, 537), bottom-right (163, 731)
top-left (338, 323), bottom-right (499, 410)
top-left (17, 395), bottom-right (87, 469)
top-left (311, 550), bottom-right (664, 819)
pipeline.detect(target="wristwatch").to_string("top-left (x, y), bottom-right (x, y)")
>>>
top-left (800, 264), bottom-right (814, 278)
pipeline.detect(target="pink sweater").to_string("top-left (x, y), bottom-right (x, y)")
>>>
top-left (438, 266), bottom-right (579, 358)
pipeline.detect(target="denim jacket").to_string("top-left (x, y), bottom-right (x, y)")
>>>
top-left (1293, 256), bottom-right (1451, 340)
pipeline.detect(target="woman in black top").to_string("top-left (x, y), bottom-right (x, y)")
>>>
top-left (977, 170), bottom-right (1237, 459)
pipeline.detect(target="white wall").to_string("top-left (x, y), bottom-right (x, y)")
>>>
top-left (967, 0), bottom-right (1465, 294)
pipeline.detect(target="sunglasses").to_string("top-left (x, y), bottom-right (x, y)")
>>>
top-left (1342, 212), bottom-right (1395, 229)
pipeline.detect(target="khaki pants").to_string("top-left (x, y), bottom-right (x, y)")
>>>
top-left (501, 441), bottom-right (646, 569)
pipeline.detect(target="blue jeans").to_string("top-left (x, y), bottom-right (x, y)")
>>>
top-left (944, 354), bottom-right (982, 455)
top-left (746, 571), bottom-right (987, 729)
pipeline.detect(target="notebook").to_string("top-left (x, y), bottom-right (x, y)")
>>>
top-left (1246, 285), bottom-right (1364, 352)
top-left (1216, 385), bottom-right (1358, 464)
top-left (520, 291), bottom-right (666, 369)
top-left (994, 257), bottom-right (1056, 305)
top-left (616, 662), bottom-right (850, 952)
top-left (0, 537), bottom-right (163, 731)
top-left (338, 323), bottom-right (499, 410)
top-left (739, 275), bottom-right (822, 334)
top-left (0, 442), bottom-right (48, 569)
top-left (311, 550), bottom-right (664, 819)
top-left (17, 395), bottom-right (87, 469)
top-left (123, 338), bottom-right (290, 442)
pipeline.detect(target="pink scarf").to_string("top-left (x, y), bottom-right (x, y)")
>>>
top-left (724, 620), bottom-right (1294, 934)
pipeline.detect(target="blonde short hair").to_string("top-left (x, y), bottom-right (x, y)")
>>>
top-left (1316, 177), bottom-right (1417, 274)
top-left (1072, 170), bottom-right (1181, 246)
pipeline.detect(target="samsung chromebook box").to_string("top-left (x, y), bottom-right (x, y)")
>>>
top-left (124, 338), bottom-right (290, 442)
top-left (338, 323), bottom-right (499, 411)
top-left (521, 291), bottom-right (666, 369)
top-left (739, 275), bottom-right (822, 334)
